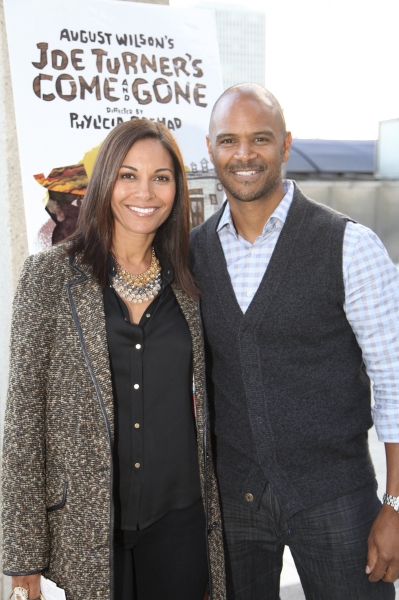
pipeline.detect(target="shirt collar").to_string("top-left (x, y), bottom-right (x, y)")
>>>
top-left (216, 179), bottom-right (295, 236)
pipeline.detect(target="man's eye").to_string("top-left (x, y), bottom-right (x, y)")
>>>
top-left (220, 139), bottom-right (234, 144)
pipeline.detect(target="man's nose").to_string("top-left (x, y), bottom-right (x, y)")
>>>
top-left (234, 142), bottom-right (257, 161)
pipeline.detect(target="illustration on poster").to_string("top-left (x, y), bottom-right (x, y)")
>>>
top-left (32, 43), bottom-right (207, 106)
top-left (34, 161), bottom-right (88, 246)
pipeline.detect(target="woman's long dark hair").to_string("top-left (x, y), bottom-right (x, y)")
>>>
top-left (67, 119), bottom-right (197, 298)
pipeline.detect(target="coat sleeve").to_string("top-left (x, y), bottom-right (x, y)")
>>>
top-left (2, 253), bottom-right (56, 574)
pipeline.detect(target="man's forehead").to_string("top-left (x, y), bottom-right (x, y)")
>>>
top-left (210, 92), bottom-right (280, 136)
top-left (218, 89), bottom-right (274, 110)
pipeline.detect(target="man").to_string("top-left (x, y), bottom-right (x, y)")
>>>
top-left (190, 83), bottom-right (399, 599)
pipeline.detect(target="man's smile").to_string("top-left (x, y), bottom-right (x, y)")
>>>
top-left (231, 170), bottom-right (261, 179)
top-left (228, 165), bottom-right (266, 183)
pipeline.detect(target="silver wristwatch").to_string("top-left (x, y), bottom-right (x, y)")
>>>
top-left (383, 492), bottom-right (399, 512)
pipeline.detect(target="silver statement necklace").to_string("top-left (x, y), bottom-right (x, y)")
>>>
top-left (112, 247), bottom-right (162, 303)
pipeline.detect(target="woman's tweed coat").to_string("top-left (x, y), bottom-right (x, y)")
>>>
top-left (2, 246), bottom-right (226, 599)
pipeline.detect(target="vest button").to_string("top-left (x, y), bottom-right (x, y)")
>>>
top-left (245, 493), bottom-right (254, 502)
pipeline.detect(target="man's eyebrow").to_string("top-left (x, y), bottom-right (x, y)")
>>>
top-left (215, 130), bottom-right (276, 142)
top-left (253, 130), bottom-right (275, 137)
top-left (215, 133), bottom-right (237, 141)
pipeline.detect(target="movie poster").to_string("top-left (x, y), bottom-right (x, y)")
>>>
top-left (3, 0), bottom-right (223, 252)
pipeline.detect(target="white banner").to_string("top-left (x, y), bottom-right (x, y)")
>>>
top-left (4, 0), bottom-right (223, 251)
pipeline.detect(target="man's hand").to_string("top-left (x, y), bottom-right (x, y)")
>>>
top-left (367, 442), bottom-right (399, 582)
top-left (11, 574), bottom-right (41, 599)
top-left (366, 502), bottom-right (399, 582)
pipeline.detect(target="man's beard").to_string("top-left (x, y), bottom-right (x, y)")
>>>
top-left (218, 162), bottom-right (282, 203)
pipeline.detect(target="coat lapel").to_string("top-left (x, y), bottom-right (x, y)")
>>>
top-left (66, 255), bottom-right (114, 442)
top-left (172, 285), bottom-right (206, 436)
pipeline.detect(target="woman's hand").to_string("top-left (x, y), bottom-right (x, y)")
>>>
top-left (11, 574), bottom-right (41, 599)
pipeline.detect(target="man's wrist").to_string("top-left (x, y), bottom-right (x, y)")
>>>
top-left (383, 492), bottom-right (399, 512)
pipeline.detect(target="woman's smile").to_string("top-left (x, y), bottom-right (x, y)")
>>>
top-left (126, 205), bottom-right (158, 215)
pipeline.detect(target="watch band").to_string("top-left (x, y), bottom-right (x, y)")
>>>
top-left (383, 492), bottom-right (399, 512)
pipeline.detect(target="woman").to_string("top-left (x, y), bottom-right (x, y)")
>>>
top-left (2, 120), bottom-right (225, 600)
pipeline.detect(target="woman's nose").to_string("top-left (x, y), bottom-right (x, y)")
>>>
top-left (135, 184), bottom-right (155, 202)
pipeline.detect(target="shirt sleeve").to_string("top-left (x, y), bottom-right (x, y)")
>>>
top-left (343, 221), bottom-right (399, 442)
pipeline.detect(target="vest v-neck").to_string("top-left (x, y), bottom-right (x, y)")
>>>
top-left (242, 193), bottom-right (308, 326)
top-left (206, 212), bottom-right (245, 320)
top-left (207, 194), bottom-right (309, 323)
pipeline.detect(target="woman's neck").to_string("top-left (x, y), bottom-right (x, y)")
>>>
top-left (112, 229), bottom-right (155, 274)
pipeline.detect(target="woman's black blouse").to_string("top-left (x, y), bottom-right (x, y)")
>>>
top-left (103, 257), bottom-right (201, 531)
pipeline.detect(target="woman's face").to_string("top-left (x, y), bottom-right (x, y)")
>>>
top-left (111, 138), bottom-right (176, 239)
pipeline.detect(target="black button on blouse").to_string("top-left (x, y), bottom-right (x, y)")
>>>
top-left (103, 257), bottom-right (201, 531)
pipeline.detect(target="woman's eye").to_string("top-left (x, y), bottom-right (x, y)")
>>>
top-left (121, 172), bottom-right (135, 179)
top-left (155, 175), bottom-right (170, 181)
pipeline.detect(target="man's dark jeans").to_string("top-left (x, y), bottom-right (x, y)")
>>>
top-left (221, 481), bottom-right (395, 600)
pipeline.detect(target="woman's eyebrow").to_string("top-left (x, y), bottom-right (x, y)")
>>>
top-left (120, 165), bottom-right (137, 171)
top-left (119, 166), bottom-right (173, 173)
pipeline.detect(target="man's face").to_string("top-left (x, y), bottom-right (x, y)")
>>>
top-left (207, 93), bottom-right (292, 203)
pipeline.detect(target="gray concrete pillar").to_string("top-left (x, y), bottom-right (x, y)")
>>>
top-left (0, 1), bottom-right (28, 591)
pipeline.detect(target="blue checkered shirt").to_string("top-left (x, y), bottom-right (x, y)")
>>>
top-left (217, 180), bottom-right (399, 442)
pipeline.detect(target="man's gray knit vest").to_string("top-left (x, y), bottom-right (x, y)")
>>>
top-left (190, 185), bottom-right (375, 518)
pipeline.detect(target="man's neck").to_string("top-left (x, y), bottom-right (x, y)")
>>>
top-left (227, 182), bottom-right (285, 244)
